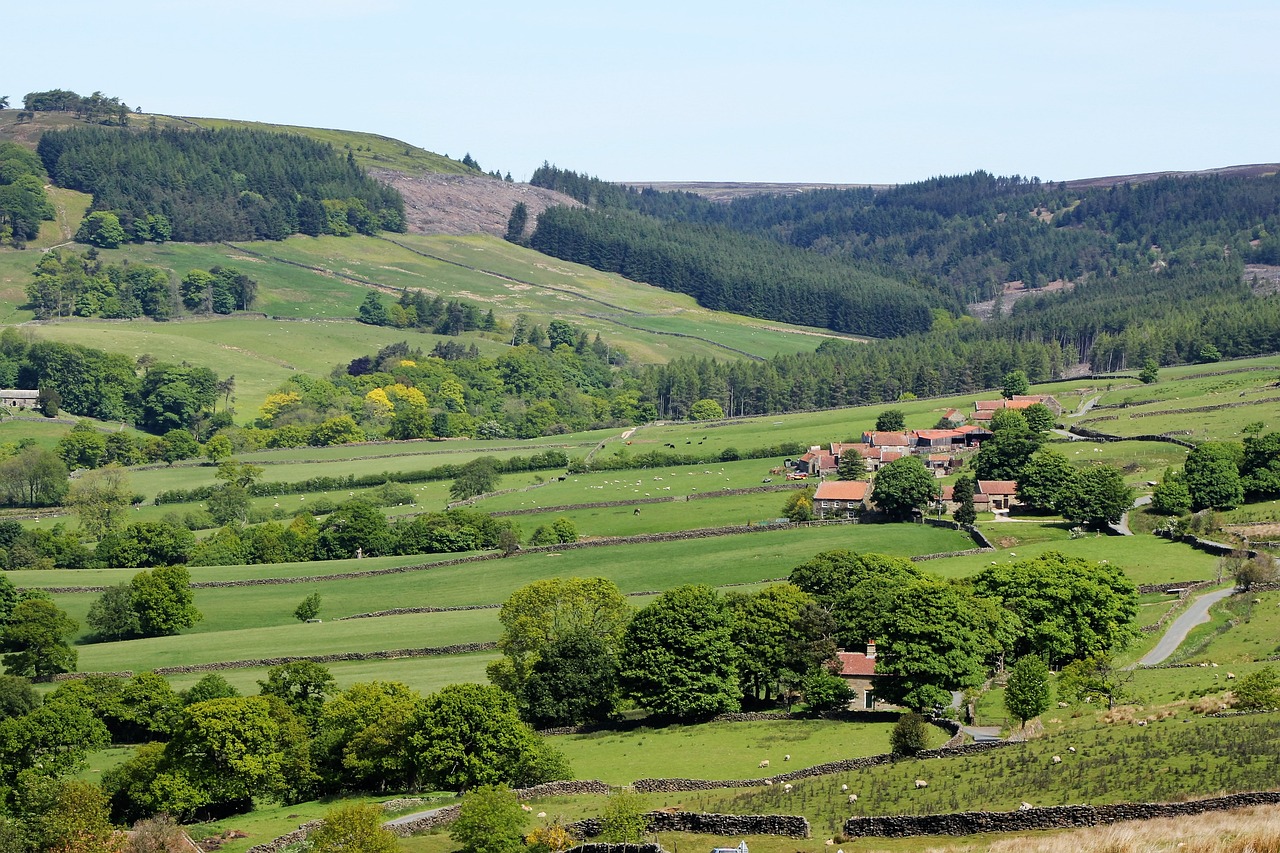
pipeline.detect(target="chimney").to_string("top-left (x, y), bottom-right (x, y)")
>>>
top-left (866, 641), bottom-right (876, 660)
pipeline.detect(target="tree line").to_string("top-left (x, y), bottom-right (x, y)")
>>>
top-left (527, 205), bottom-right (943, 338)
top-left (26, 249), bottom-right (257, 320)
top-left (37, 126), bottom-right (406, 243)
top-left (0, 142), bottom-right (54, 248)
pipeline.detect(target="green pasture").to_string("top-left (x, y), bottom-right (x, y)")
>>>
top-left (1043, 438), bottom-right (1187, 486)
top-left (472, 457), bottom-right (794, 512)
top-left (1182, 589), bottom-right (1280, 664)
top-left (550, 718), bottom-right (934, 785)
top-left (236, 431), bottom-right (616, 464)
top-left (694, 711), bottom-right (1280, 832)
top-left (157, 650), bottom-right (500, 698)
top-left (1134, 592), bottom-right (1181, 629)
top-left (26, 316), bottom-right (420, 418)
top-left (929, 522), bottom-right (1220, 587)
top-left (75, 608), bottom-right (501, 673)
top-left (497, 492), bottom-right (801, 539)
top-left (185, 791), bottom-right (417, 853)
top-left (50, 522), bottom-right (973, 641)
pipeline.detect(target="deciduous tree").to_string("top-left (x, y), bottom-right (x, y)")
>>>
top-left (871, 456), bottom-right (938, 520)
top-left (1, 599), bottom-right (78, 679)
top-left (620, 584), bottom-right (739, 719)
top-left (1004, 654), bottom-right (1052, 727)
top-left (450, 784), bottom-right (527, 853)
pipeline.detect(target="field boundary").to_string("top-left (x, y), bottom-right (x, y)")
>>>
top-left (842, 790), bottom-right (1280, 838)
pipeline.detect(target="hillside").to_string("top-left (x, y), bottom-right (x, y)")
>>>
top-left (373, 169), bottom-right (580, 237)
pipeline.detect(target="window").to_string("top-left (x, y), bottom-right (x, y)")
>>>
top-left (864, 690), bottom-right (875, 709)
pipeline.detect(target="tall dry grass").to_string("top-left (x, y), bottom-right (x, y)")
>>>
top-left (910, 804), bottom-right (1280, 853)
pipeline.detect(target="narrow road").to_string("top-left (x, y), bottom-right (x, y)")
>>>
top-left (1110, 495), bottom-right (1152, 537)
top-left (1136, 586), bottom-right (1237, 667)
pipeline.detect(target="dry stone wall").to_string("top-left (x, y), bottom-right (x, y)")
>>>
top-left (569, 812), bottom-right (809, 839)
top-left (842, 791), bottom-right (1280, 838)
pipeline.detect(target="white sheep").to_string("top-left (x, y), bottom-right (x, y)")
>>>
top-left (825, 840), bottom-right (834, 846)
top-left (840, 784), bottom-right (848, 791)
top-left (537, 812), bottom-right (547, 818)
top-left (1227, 672), bottom-right (1237, 680)
top-left (1052, 755), bottom-right (1061, 764)
top-left (914, 779), bottom-right (928, 789)
top-left (847, 793), bottom-right (858, 803)
top-left (765, 779), bottom-right (773, 786)
top-left (784, 754), bottom-right (791, 761)
top-left (783, 783), bottom-right (793, 793)
top-left (1019, 802), bottom-right (1033, 811)
top-left (521, 804), bottom-right (533, 812)
top-left (759, 759), bottom-right (770, 768)
top-left (1068, 746), bottom-right (1076, 753)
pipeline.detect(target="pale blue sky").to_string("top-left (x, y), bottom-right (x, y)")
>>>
top-left (6, 1), bottom-right (1277, 184)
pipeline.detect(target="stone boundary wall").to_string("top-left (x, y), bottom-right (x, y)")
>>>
top-left (244, 819), bottom-right (323, 853)
top-left (842, 791), bottom-right (1280, 838)
top-left (518, 780), bottom-right (614, 799)
top-left (569, 813), bottom-right (810, 839)
top-left (1137, 580), bottom-right (1219, 634)
top-left (922, 519), bottom-right (995, 552)
top-left (632, 741), bottom-right (1010, 793)
top-left (383, 804), bottom-right (462, 838)
top-left (1066, 425), bottom-right (1196, 449)
top-left (487, 484), bottom-right (807, 518)
top-left (538, 710), bottom-right (929, 737)
top-left (1155, 529), bottom-right (1257, 559)
top-left (1126, 395), bottom-right (1280, 420)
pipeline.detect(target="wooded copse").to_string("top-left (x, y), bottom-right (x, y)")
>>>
top-left (37, 126), bottom-right (406, 242)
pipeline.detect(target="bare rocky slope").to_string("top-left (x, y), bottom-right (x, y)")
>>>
top-left (371, 169), bottom-right (579, 238)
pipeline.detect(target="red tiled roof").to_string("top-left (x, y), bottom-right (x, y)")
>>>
top-left (979, 480), bottom-right (1018, 495)
top-left (815, 480), bottom-right (869, 501)
top-left (866, 431), bottom-right (911, 446)
top-left (954, 424), bottom-right (990, 434)
top-left (972, 410), bottom-right (995, 421)
top-left (880, 451), bottom-right (905, 462)
top-left (836, 650), bottom-right (876, 677)
top-left (975, 400), bottom-right (1004, 410)
top-left (927, 453), bottom-right (951, 461)
top-left (915, 429), bottom-right (962, 440)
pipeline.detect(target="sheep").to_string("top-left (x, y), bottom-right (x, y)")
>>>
top-left (1052, 755), bottom-right (1061, 764)
top-left (825, 841), bottom-right (834, 846)
top-left (1227, 672), bottom-right (1237, 680)
top-left (765, 779), bottom-right (773, 786)
top-left (783, 783), bottom-right (793, 793)
top-left (784, 754), bottom-right (791, 761)
top-left (914, 779), bottom-right (928, 789)
top-left (521, 804), bottom-right (533, 812)
top-left (840, 784), bottom-right (848, 792)
top-left (847, 794), bottom-right (858, 803)
top-left (537, 812), bottom-right (547, 818)
top-left (1019, 802), bottom-right (1033, 811)
top-left (1068, 746), bottom-right (1076, 753)
top-left (759, 759), bottom-right (770, 768)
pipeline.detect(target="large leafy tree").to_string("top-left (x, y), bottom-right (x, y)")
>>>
top-left (1016, 449), bottom-right (1080, 513)
top-left (871, 579), bottom-right (1006, 712)
top-left (1183, 442), bottom-right (1244, 510)
top-left (520, 628), bottom-right (620, 727)
top-left (0, 697), bottom-right (108, 784)
top-left (258, 661), bottom-right (336, 729)
top-left (410, 683), bottom-right (569, 791)
top-left (1241, 431), bottom-right (1280, 499)
top-left (449, 784), bottom-right (527, 853)
top-left (315, 680), bottom-right (421, 792)
top-left (871, 455), bottom-right (938, 520)
top-left (162, 696), bottom-right (286, 814)
top-left (130, 565), bottom-right (201, 636)
top-left (487, 577), bottom-right (630, 695)
top-left (1003, 654), bottom-right (1052, 727)
top-left (315, 500), bottom-right (392, 559)
top-left (620, 584), bottom-right (740, 719)
top-left (311, 803), bottom-right (399, 853)
top-left (0, 599), bottom-right (78, 679)
top-left (971, 551), bottom-right (1139, 666)
top-left (66, 464), bottom-right (132, 538)
top-left (789, 549), bottom-right (921, 608)
top-left (1001, 370), bottom-right (1030, 399)
top-left (974, 409), bottom-right (1043, 480)
top-left (1059, 464), bottom-right (1134, 529)
top-left (728, 583), bottom-right (830, 702)
top-left (952, 472), bottom-right (977, 526)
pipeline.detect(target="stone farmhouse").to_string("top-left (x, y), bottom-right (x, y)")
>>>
top-left (971, 394), bottom-right (1061, 422)
top-left (835, 642), bottom-right (882, 709)
top-left (0, 389), bottom-right (39, 409)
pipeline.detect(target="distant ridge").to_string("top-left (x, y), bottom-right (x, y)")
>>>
top-left (625, 164), bottom-right (1280, 200)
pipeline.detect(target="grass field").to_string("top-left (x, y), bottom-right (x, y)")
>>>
top-left (549, 718), bottom-right (940, 785)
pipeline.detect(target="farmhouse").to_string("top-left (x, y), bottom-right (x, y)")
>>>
top-left (972, 394), bottom-right (1062, 421)
top-left (937, 484), bottom-right (992, 514)
top-left (0, 389), bottom-right (39, 409)
top-left (978, 479), bottom-right (1019, 512)
top-left (813, 479), bottom-right (869, 518)
top-left (835, 642), bottom-right (882, 709)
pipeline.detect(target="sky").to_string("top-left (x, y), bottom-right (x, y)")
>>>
top-left (6, 1), bottom-right (1279, 185)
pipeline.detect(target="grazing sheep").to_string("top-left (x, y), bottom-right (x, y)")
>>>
top-left (537, 812), bottom-right (547, 818)
top-left (1068, 746), bottom-right (1076, 753)
top-left (783, 784), bottom-right (793, 793)
top-left (1019, 802), bottom-right (1033, 811)
top-left (765, 779), bottom-right (773, 786)
top-left (784, 754), bottom-right (791, 761)
top-left (825, 841), bottom-right (834, 846)
top-left (914, 779), bottom-right (928, 789)
top-left (521, 805), bottom-right (533, 812)
top-left (1227, 672), bottom-right (1237, 680)
top-left (840, 784), bottom-right (848, 791)
top-left (759, 760), bottom-right (770, 768)
top-left (847, 794), bottom-right (858, 803)
top-left (1052, 755), bottom-right (1061, 764)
